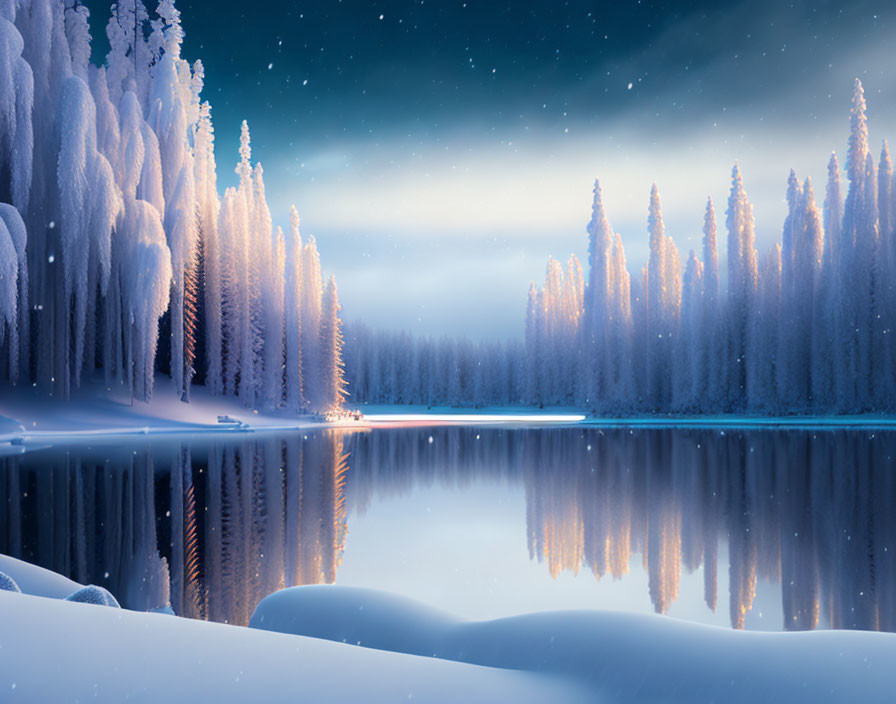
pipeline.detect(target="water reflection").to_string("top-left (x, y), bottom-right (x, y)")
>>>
top-left (0, 427), bottom-right (894, 631)
top-left (345, 428), bottom-right (896, 632)
top-left (0, 433), bottom-right (348, 625)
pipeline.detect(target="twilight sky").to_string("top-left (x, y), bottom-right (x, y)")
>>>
top-left (85, 0), bottom-right (896, 338)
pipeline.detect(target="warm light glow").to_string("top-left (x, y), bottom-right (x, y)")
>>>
top-left (362, 413), bottom-right (586, 425)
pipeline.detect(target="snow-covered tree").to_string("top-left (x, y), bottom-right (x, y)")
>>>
top-left (876, 141), bottom-right (896, 407)
top-left (646, 184), bottom-right (678, 409)
top-left (699, 198), bottom-right (722, 409)
top-left (524, 281), bottom-right (539, 404)
top-left (585, 179), bottom-right (614, 408)
top-left (0, 203), bottom-right (26, 382)
top-left (319, 276), bottom-right (347, 411)
top-left (747, 245), bottom-right (781, 411)
top-left (0, 206), bottom-right (20, 380)
top-left (284, 205), bottom-right (304, 411)
top-left (725, 163), bottom-right (758, 408)
top-left (301, 234), bottom-right (323, 407)
top-left (676, 250), bottom-right (703, 410)
top-left (0, 0), bottom-right (344, 413)
top-left (194, 99), bottom-right (221, 393)
top-left (0, 5), bottom-right (33, 214)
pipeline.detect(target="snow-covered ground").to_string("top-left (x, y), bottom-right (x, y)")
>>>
top-left (1, 558), bottom-right (893, 703)
top-left (0, 555), bottom-right (83, 599)
top-left (0, 380), bottom-right (584, 451)
top-left (4, 380), bottom-right (896, 456)
top-left (0, 558), bottom-right (587, 703)
top-left (0, 377), bottom-right (334, 450)
top-left (0, 590), bottom-right (588, 703)
top-left (252, 586), bottom-right (896, 702)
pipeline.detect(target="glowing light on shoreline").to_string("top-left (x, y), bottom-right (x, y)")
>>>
top-left (362, 413), bottom-right (586, 425)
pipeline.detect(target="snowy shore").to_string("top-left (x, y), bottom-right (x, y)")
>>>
top-left (1, 555), bottom-right (893, 703)
top-left (5, 377), bottom-right (896, 455)
top-left (0, 379), bottom-right (331, 451)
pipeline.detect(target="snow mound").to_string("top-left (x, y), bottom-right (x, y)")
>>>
top-left (0, 554), bottom-right (82, 598)
top-left (0, 571), bottom-right (20, 593)
top-left (0, 591), bottom-right (590, 703)
top-left (250, 586), bottom-right (458, 654)
top-left (65, 585), bottom-right (121, 608)
top-left (251, 585), bottom-right (896, 703)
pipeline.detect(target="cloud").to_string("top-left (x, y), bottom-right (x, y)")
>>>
top-left (253, 0), bottom-right (896, 338)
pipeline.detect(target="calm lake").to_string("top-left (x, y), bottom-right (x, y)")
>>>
top-left (1, 426), bottom-right (894, 631)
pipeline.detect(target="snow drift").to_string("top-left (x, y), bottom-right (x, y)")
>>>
top-left (0, 590), bottom-right (588, 704)
top-left (251, 585), bottom-right (896, 703)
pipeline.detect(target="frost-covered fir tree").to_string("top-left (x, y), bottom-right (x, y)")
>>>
top-left (0, 0), bottom-right (344, 412)
top-left (699, 198), bottom-right (722, 410)
top-left (301, 235), bottom-right (323, 407)
top-left (524, 281), bottom-right (539, 404)
top-left (876, 141), bottom-right (896, 406)
top-left (0, 205), bottom-right (22, 381)
top-left (585, 179), bottom-right (614, 409)
top-left (646, 184), bottom-right (678, 409)
top-left (792, 178), bottom-right (824, 409)
top-left (319, 276), bottom-right (347, 412)
top-left (725, 163), bottom-right (758, 409)
top-left (812, 153), bottom-right (843, 408)
top-left (676, 250), bottom-right (703, 410)
top-left (194, 99), bottom-right (221, 393)
top-left (284, 205), bottom-right (304, 411)
top-left (747, 245), bottom-right (781, 411)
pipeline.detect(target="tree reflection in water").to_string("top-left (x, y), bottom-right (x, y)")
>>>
top-left (1, 427), bottom-right (893, 631)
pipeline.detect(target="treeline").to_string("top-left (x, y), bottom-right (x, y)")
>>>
top-left (526, 79), bottom-right (894, 414)
top-left (343, 322), bottom-right (524, 407)
top-left (0, 1), bottom-right (345, 411)
top-left (348, 79), bottom-right (896, 414)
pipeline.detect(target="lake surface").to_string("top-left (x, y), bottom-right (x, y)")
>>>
top-left (1, 426), bottom-right (894, 631)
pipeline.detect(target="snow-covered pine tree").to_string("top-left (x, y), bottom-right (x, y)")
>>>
top-left (777, 170), bottom-right (802, 406)
top-left (0, 3), bottom-right (33, 215)
top-left (835, 79), bottom-right (870, 410)
top-left (676, 250), bottom-right (703, 410)
top-left (0, 204), bottom-right (25, 383)
top-left (235, 121), bottom-right (257, 407)
top-left (194, 99), bottom-right (222, 393)
top-left (609, 233), bottom-right (634, 407)
top-left (251, 164), bottom-right (284, 410)
top-left (284, 205), bottom-right (304, 411)
top-left (699, 198), bottom-right (722, 410)
top-left (0, 206), bottom-right (19, 381)
top-left (105, 0), bottom-right (152, 108)
top-left (646, 184), bottom-right (670, 409)
top-left (149, 3), bottom-right (201, 401)
top-left (585, 179), bottom-right (614, 409)
top-left (725, 163), bottom-right (758, 409)
top-left (747, 245), bottom-right (781, 411)
top-left (813, 153), bottom-right (843, 409)
top-left (301, 234), bottom-right (323, 407)
top-left (791, 178), bottom-right (824, 409)
top-left (524, 281), bottom-right (539, 404)
top-left (876, 141), bottom-right (896, 407)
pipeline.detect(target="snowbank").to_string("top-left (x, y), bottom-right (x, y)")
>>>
top-left (0, 555), bottom-right (83, 599)
top-left (0, 376), bottom-right (333, 448)
top-left (252, 586), bottom-right (896, 703)
top-left (0, 591), bottom-right (589, 703)
top-left (5, 381), bottom-right (896, 451)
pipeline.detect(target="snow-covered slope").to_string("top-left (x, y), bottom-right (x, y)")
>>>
top-left (2, 568), bottom-right (893, 703)
top-left (0, 376), bottom-right (331, 446)
top-left (251, 586), bottom-right (896, 703)
top-left (0, 590), bottom-right (590, 703)
top-left (0, 555), bottom-right (83, 599)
